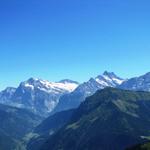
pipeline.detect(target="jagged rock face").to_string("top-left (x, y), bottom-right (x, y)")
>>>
top-left (52, 71), bottom-right (124, 113)
top-left (0, 78), bottom-right (79, 116)
top-left (3, 71), bottom-right (150, 116)
top-left (0, 72), bottom-right (124, 116)
top-left (119, 72), bottom-right (150, 91)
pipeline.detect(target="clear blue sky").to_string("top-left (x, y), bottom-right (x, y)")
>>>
top-left (0, 0), bottom-right (150, 89)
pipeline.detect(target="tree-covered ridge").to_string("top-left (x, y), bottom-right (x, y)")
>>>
top-left (40, 88), bottom-right (150, 150)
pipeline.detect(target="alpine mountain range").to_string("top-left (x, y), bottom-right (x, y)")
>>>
top-left (1, 71), bottom-right (150, 117)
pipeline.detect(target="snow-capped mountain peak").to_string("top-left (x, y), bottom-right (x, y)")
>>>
top-left (59, 79), bottom-right (79, 84)
top-left (52, 71), bottom-right (125, 113)
top-left (0, 87), bottom-right (16, 104)
top-left (119, 72), bottom-right (150, 91)
top-left (0, 78), bottom-right (79, 116)
top-left (103, 71), bottom-right (116, 77)
top-left (95, 71), bottom-right (124, 87)
top-left (22, 78), bottom-right (79, 93)
top-left (3, 87), bottom-right (16, 93)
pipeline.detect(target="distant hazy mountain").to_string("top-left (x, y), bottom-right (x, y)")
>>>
top-left (0, 78), bottom-right (79, 116)
top-left (119, 72), bottom-right (150, 91)
top-left (0, 103), bottom-right (42, 150)
top-left (40, 88), bottom-right (150, 150)
top-left (0, 87), bottom-right (16, 104)
top-left (52, 71), bottom-right (124, 113)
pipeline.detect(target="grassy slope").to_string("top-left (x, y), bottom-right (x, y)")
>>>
top-left (40, 88), bottom-right (150, 150)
